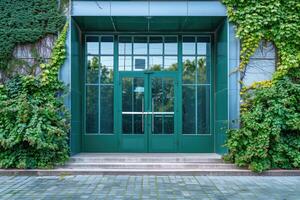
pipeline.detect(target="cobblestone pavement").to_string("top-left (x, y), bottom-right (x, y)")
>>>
top-left (0, 175), bottom-right (300, 200)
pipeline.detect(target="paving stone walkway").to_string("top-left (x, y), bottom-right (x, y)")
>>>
top-left (0, 175), bottom-right (299, 200)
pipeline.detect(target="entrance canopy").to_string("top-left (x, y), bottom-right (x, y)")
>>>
top-left (73, 16), bottom-right (225, 32)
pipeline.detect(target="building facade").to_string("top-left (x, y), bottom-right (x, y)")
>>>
top-left (62, 0), bottom-right (241, 155)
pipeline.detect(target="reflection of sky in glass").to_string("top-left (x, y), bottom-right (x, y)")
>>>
top-left (101, 37), bottom-right (113, 54)
top-left (101, 56), bottom-right (113, 69)
top-left (119, 56), bottom-right (132, 71)
top-left (165, 43), bottom-right (177, 55)
top-left (149, 56), bottom-right (163, 68)
top-left (119, 43), bottom-right (132, 55)
top-left (183, 37), bottom-right (196, 55)
top-left (197, 43), bottom-right (207, 55)
top-left (87, 42), bottom-right (99, 55)
top-left (164, 56), bottom-right (177, 69)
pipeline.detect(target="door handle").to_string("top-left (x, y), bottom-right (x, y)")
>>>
top-left (152, 98), bottom-right (154, 132)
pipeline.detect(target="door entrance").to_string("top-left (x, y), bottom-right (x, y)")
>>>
top-left (119, 72), bottom-right (178, 152)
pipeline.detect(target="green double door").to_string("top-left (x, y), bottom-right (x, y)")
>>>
top-left (119, 71), bottom-right (178, 152)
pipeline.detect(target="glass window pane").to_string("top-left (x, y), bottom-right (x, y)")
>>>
top-left (134, 36), bottom-right (147, 54)
top-left (100, 85), bottom-right (114, 134)
top-left (87, 36), bottom-right (99, 55)
top-left (149, 36), bottom-right (163, 55)
top-left (87, 56), bottom-right (99, 83)
top-left (197, 37), bottom-right (210, 55)
top-left (101, 36), bottom-right (113, 54)
top-left (119, 36), bottom-right (132, 55)
top-left (119, 56), bottom-right (132, 71)
top-left (100, 56), bottom-right (114, 84)
top-left (122, 77), bottom-right (144, 134)
top-left (164, 37), bottom-right (177, 55)
top-left (183, 56), bottom-right (196, 84)
top-left (133, 56), bottom-right (147, 71)
top-left (182, 85), bottom-right (196, 134)
top-left (149, 56), bottom-right (163, 71)
top-left (183, 36), bottom-right (196, 55)
top-left (86, 85), bottom-right (99, 133)
top-left (197, 86), bottom-right (210, 134)
top-left (197, 56), bottom-right (210, 84)
top-left (164, 56), bottom-right (177, 71)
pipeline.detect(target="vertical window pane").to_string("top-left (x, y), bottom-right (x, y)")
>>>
top-left (133, 56), bottom-right (147, 71)
top-left (197, 86), bottom-right (210, 134)
top-left (164, 56), bottom-right (177, 71)
top-left (100, 56), bottom-right (113, 84)
top-left (149, 36), bottom-right (163, 55)
top-left (87, 36), bottom-right (99, 55)
top-left (119, 56), bottom-right (132, 71)
top-left (101, 36), bottom-right (113, 54)
top-left (197, 37), bottom-right (209, 55)
top-left (119, 36), bottom-right (132, 55)
top-left (182, 85), bottom-right (196, 134)
top-left (183, 56), bottom-right (196, 84)
top-left (149, 56), bottom-right (163, 71)
top-left (100, 85), bottom-right (114, 134)
top-left (164, 37), bottom-right (177, 55)
top-left (86, 86), bottom-right (99, 133)
top-left (197, 56), bottom-right (209, 84)
top-left (87, 56), bottom-right (99, 83)
top-left (134, 36), bottom-right (147, 54)
top-left (183, 37), bottom-right (196, 55)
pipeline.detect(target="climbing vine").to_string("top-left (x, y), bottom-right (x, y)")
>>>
top-left (222, 0), bottom-right (300, 172)
top-left (0, 24), bottom-right (69, 169)
top-left (0, 0), bottom-right (65, 70)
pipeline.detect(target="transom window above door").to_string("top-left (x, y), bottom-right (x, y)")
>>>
top-left (118, 36), bottom-right (178, 71)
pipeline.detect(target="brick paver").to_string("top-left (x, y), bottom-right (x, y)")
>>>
top-left (0, 175), bottom-right (299, 200)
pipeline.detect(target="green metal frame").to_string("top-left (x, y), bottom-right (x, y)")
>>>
top-left (82, 32), bottom-right (215, 152)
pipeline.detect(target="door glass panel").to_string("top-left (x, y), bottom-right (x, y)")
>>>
top-left (122, 77), bottom-right (144, 134)
top-left (182, 85), bottom-right (196, 134)
top-left (152, 78), bottom-right (174, 134)
top-left (197, 85), bottom-right (210, 134)
top-left (100, 85), bottom-right (114, 134)
top-left (86, 85), bottom-right (99, 133)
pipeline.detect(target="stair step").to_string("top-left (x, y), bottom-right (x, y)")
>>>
top-left (63, 162), bottom-right (237, 169)
top-left (70, 157), bottom-right (223, 163)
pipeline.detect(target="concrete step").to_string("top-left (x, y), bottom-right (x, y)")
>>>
top-left (63, 162), bottom-right (237, 169)
top-left (69, 157), bottom-right (224, 163)
top-left (1, 168), bottom-right (300, 176)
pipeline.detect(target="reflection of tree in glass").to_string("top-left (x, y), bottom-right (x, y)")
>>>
top-left (100, 63), bottom-right (114, 83)
top-left (197, 57), bottom-right (207, 83)
top-left (86, 86), bottom-right (98, 133)
top-left (183, 59), bottom-right (196, 83)
top-left (150, 64), bottom-right (162, 71)
top-left (87, 56), bottom-right (99, 83)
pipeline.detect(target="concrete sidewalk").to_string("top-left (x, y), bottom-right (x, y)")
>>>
top-left (1, 175), bottom-right (300, 199)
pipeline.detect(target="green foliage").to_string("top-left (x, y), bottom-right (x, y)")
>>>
top-left (222, 0), bottom-right (300, 172)
top-left (0, 24), bottom-right (69, 169)
top-left (0, 0), bottom-right (65, 70)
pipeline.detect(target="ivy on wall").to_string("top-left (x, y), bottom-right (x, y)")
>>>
top-left (0, 24), bottom-right (69, 169)
top-left (0, 0), bottom-right (65, 70)
top-left (222, 0), bottom-right (300, 172)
